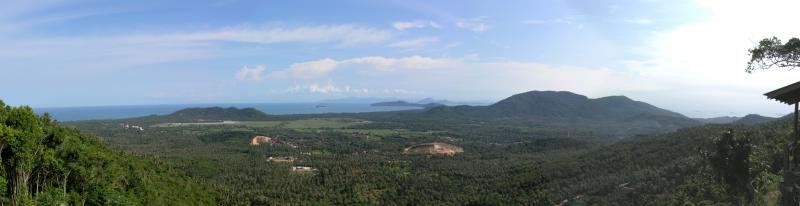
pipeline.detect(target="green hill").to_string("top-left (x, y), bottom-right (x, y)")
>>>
top-left (424, 91), bottom-right (699, 136)
top-left (733, 114), bottom-right (775, 125)
top-left (168, 107), bottom-right (269, 121)
top-left (0, 100), bottom-right (218, 205)
top-left (485, 91), bottom-right (686, 119)
top-left (370, 100), bottom-right (442, 108)
top-left (694, 116), bottom-right (741, 124)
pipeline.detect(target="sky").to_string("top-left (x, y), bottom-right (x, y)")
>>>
top-left (1, 0), bottom-right (799, 118)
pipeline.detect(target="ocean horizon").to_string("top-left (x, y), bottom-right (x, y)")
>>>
top-left (34, 103), bottom-right (421, 122)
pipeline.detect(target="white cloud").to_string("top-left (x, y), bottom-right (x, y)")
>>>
top-left (0, 1), bottom-right (121, 33)
top-left (389, 37), bottom-right (439, 49)
top-left (455, 17), bottom-right (489, 32)
top-left (265, 50), bottom-right (786, 117)
top-left (341, 56), bottom-right (457, 71)
top-left (284, 81), bottom-right (372, 94)
top-left (521, 18), bottom-right (574, 25)
top-left (235, 65), bottom-right (265, 81)
top-left (0, 24), bottom-right (395, 73)
top-left (520, 20), bottom-right (548, 25)
top-left (309, 81), bottom-right (342, 93)
top-left (553, 18), bottom-right (573, 25)
top-left (616, 0), bottom-right (800, 117)
top-left (264, 55), bottom-right (644, 100)
top-left (108, 25), bottom-right (391, 48)
top-left (520, 18), bottom-right (585, 30)
top-left (429, 21), bottom-right (441, 29)
top-left (283, 58), bottom-right (339, 79)
top-left (123, 24), bottom-right (393, 47)
top-left (267, 59), bottom-right (338, 80)
top-left (252, 47), bottom-right (793, 117)
top-left (267, 55), bottom-right (457, 79)
top-left (623, 18), bottom-right (654, 25)
top-left (392, 20), bottom-right (440, 30)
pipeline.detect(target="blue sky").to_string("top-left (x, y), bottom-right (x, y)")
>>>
top-left (1, 0), bottom-right (799, 117)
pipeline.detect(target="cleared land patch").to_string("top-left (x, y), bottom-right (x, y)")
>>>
top-left (403, 142), bottom-right (464, 156)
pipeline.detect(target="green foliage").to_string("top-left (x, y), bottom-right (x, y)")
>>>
top-left (670, 166), bottom-right (731, 205)
top-left (424, 91), bottom-right (700, 137)
top-left (168, 107), bottom-right (269, 121)
top-left (747, 36), bottom-right (800, 73)
top-left (705, 130), bottom-right (755, 203)
top-left (0, 102), bottom-right (219, 205)
top-left (733, 114), bottom-right (775, 125)
top-left (65, 103), bottom-right (791, 205)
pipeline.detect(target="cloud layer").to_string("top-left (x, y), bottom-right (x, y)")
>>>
top-left (263, 56), bottom-right (458, 80)
top-left (235, 65), bottom-right (265, 81)
top-left (392, 20), bottom-right (440, 30)
top-left (455, 17), bottom-right (489, 32)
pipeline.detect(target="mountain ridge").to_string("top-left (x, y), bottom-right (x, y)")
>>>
top-left (733, 114), bottom-right (775, 125)
top-left (370, 100), bottom-right (442, 108)
top-left (168, 106), bottom-right (269, 121)
top-left (424, 90), bottom-right (699, 135)
top-left (429, 90), bottom-right (690, 120)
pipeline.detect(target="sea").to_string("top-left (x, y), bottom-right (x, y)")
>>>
top-left (34, 103), bottom-right (421, 122)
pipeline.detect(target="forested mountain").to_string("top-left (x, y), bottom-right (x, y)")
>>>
top-left (429, 91), bottom-right (687, 119)
top-left (0, 100), bottom-right (218, 205)
top-left (694, 116), bottom-right (741, 124)
top-left (423, 91), bottom-right (699, 136)
top-left (169, 107), bottom-right (269, 121)
top-left (733, 114), bottom-right (775, 125)
top-left (370, 100), bottom-right (442, 108)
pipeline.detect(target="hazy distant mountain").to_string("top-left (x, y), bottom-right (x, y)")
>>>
top-left (431, 91), bottom-right (687, 119)
top-left (426, 91), bottom-right (699, 133)
top-left (371, 97), bottom-right (488, 107)
top-left (732, 114), bottom-right (775, 125)
top-left (416, 98), bottom-right (439, 104)
top-left (319, 97), bottom-right (399, 104)
top-left (693, 116), bottom-right (741, 124)
top-left (370, 100), bottom-right (442, 108)
top-left (415, 98), bottom-right (461, 105)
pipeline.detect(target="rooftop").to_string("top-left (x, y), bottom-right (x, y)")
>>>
top-left (765, 80), bottom-right (800, 105)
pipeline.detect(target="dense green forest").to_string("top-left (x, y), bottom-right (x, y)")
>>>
top-left (64, 92), bottom-right (795, 205)
top-left (0, 100), bottom-right (218, 205)
top-left (1, 91), bottom-right (790, 205)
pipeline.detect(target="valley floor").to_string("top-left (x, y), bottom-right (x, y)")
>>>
top-left (68, 113), bottom-right (793, 205)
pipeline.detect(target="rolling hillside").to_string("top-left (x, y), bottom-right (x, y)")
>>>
top-left (423, 91), bottom-right (700, 136)
top-left (733, 114), bottom-right (776, 125)
top-left (168, 107), bottom-right (269, 121)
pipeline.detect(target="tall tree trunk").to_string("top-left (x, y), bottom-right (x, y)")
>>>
top-left (33, 172), bottom-right (39, 195)
top-left (10, 170), bottom-right (31, 206)
top-left (17, 171), bottom-right (30, 198)
top-left (61, 171), bottom-right (69, 194)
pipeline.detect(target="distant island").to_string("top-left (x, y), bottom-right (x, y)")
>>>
top-left (370, 97), bottom-right (487, 108)
top-left (370, 100), bottom-right (442, 108)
